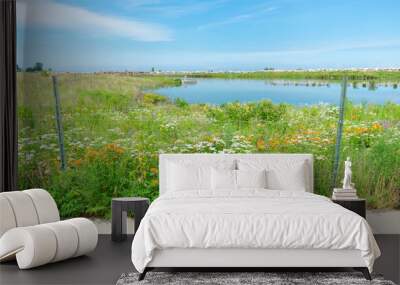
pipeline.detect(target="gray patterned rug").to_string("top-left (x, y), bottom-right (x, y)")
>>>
top-left (116, 272), bottom-right (395, 285)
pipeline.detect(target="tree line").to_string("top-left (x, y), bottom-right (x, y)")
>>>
top-left (17, 62), bottom-right (52, 73)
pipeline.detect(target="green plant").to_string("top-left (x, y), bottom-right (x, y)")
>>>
top-left (142, 93), bottom-right (168, 105)
top-left (175, 97), bottom-right (189, 108)
top-left (17, 73), bottom-right (400, 218)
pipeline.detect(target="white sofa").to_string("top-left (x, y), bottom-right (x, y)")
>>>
top-left (0, 189), bottom-right (98, 269)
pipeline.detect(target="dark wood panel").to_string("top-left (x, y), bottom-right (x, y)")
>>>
top-left (332, 199), bottom-right (366, 218)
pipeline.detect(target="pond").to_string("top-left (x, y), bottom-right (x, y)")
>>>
top-left (152, 79), bottom-right (400, 105)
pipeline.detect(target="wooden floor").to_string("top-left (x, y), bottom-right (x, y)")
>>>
top-left (0, 235), bottom-right (399, 285)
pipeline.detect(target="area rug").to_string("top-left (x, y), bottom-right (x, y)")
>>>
top-left (116, 272), bottom-right (395, 285)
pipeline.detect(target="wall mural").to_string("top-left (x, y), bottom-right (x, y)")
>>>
top-left (16, 0), bottom-right (400, 218)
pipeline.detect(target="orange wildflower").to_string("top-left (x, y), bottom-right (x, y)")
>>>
top-left (256, 138), bottom-right (266, 151)
top-left (72, 159), bottom-right (83, 167)
top-left (371, 122), bottom-right (383, 131)
top-left (86, 148), bottom-right (99, 160)
top-left (105, 143), bottom-right (125, 154)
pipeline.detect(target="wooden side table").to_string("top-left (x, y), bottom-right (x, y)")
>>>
top-left (111, 197), bottom-right (150, 242)
top-left (332, 198), bottom-right (366, 218)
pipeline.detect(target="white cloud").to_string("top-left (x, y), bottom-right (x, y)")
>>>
top-left (17, 0), bottom-right (172, 42)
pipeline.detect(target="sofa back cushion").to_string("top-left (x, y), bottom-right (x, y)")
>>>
top-left (0, 189), bottom-right (60, 238)
top-left (0, 196), bottom-right (17, 237)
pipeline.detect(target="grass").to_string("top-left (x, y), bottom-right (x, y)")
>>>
top-left (185, 70), bottom-right (400, 83)
top-left (17, 72), bottom-right (400, 218)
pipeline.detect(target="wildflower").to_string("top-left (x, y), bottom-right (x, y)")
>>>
top-left (371, 122), bottom-right (383, 131)
top-left (72, 159), bottom-right (83, 167)
top-left (256, 138), bottom-right (266, 151)
top-left (86, 148), bottom-right (99, 160)
top-left (150, 179), bottom-right (159, 187)
top-left (105, 143), bottom-right (125, 154)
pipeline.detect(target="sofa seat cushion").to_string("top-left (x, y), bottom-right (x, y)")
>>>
top-left (0, 218), bottom-right (98, 269)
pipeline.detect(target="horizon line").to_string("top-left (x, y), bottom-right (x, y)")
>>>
top-left (20, 67), bottom-right (400, 74)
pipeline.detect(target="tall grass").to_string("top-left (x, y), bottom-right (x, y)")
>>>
top-left (186, 70), bottom-right (400, 82)
top-left (17, 73), bottom-right (400, 218)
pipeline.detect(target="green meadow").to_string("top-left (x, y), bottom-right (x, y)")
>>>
top-left (17, 72), bottom-right (400, 218)
top-left (186, 70), bottom-right (400, 83)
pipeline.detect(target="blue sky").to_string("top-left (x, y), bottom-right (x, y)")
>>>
top-left (17, 0), bottom-right (400, 71)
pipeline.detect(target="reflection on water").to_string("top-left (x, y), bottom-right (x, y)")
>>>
top-left (152, 79), bottom-right (400, 105)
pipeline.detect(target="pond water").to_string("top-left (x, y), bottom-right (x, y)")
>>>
top-left (152, 79), bottom-right (400, 105)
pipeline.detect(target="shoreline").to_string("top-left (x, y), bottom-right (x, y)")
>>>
top-left (41, 70), bottom-right (400, 82)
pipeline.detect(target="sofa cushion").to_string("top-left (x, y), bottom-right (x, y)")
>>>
top-left (0, 192), bottom-right (39, 227)
top-left (0, 189), bottom-right (98, 269)
top-left (24, 189), bottom-right (60, 224)
top-left (0, 196), bottom-right (17, 238)
top-left (0, 218), bottom-right (98, 269)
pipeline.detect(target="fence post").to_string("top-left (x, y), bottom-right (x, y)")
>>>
top-left (52, 75), bottom-right (66, 170)
top-left (331, 77), bottom-right (347, 190)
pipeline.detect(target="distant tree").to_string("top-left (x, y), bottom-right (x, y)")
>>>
top-left (34, 62), bottom-right (43, 71)
top-left (16, 64), bottom-right (21, 72)
top-left (151, 67), bottom-right (155, 72)
top-left (25, 62), bottom-right (46, 72)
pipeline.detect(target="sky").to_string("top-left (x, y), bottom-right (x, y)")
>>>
top-left (16, 0), bottom-right (400, 72)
